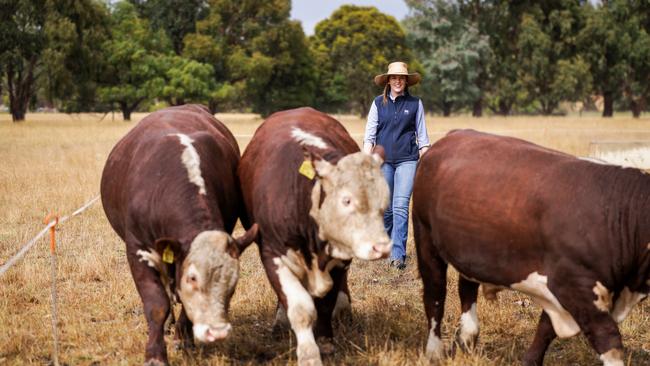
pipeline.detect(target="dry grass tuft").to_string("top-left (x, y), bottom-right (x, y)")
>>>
top-left (1, 112), bottom-right (648, 365)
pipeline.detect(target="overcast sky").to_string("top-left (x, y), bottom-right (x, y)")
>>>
top-left (291, 0), bottom-right (409, 35)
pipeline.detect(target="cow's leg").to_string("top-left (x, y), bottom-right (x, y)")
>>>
top-left (313, 266), bottom-right (347, 355)
top-left (174, 306), bottom-right (194, 350)
top-left (266, 256), bottom-right (321, 366)
top-left (456, 276), bottom-right (480, 351)
top-left (522, 311), bottom-right (556, 366)
top-left (414, 215), bottom-right (447, 361)
top-left (332, 269), bottom-right (351, 321)
top-left (127, 246), bottom-right (171, 366)
top-left (550, 274), bottom-right (624, 366)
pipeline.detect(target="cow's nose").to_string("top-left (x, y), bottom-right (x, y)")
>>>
top-left (194, 323), bottom-right (232, 343)
top-left (372, 241), bottom-right (392, 258)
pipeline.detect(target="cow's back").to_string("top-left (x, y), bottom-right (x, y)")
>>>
top-left (101, 104), bottom-right (240, 242)
top-left (239, 107), bottom-right (358, 238)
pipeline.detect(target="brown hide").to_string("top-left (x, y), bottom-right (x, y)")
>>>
top-left (413, 129), bottom-right (650, 365)
top-left (239, 107), bottom-right (359, 254)
top-left (100, 104), bottom-right (244, 364)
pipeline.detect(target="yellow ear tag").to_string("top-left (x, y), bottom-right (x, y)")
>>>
top-left (299, 160), bottom-right (315, 180)
top-left (162, 245), bottom-right (174, 264)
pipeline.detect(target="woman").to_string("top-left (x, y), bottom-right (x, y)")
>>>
top-left (363, 61), bottom-right (430, 270)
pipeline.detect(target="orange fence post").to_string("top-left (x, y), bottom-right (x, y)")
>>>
top-left (43, 213), bottom-right (60, 366)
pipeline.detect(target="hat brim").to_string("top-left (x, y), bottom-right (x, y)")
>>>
top-left (374, 73), bottom-right (421, 87)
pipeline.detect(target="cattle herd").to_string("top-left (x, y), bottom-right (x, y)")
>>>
top-left (100, 105), bottom-right (649, 366)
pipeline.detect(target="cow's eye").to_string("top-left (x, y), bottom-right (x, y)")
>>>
top-left (342, 196), bottom-right (351, 206)
top-left (187, 274), bottom-right (198, 285)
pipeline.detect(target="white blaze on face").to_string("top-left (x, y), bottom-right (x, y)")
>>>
top-left (599, 348), bottom-right (624, 366)
top-left (511, 272), bottom-right (580, 338)
top-left (178, 230), bottom-right (239, 343)
top-left (592, 281), bottom-right (613, 312)
top-left (291, 127), bottom-right (329, 149)
top-left (273, 257), bottom-right (321, 365)
top-left (169, 133), bottom-right (206, 195)
top-left (310, 152), bottom-right (392, 261)
top-left (425, 318), bottom-right (444, 360)
top-left (611, 287), bottom-right (647, 323)
top-left (459, 303), bottom-right (479, 347)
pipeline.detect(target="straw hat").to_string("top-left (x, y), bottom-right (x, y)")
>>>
top-left (374, 62), bottom-right (421, 86)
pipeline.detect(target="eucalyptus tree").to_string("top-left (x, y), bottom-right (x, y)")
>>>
top-left (183, 0), bottom-right (315, 115)
top-left (98, 1), bottom-right (170, 120)
top-left (311, 5), bottom-right (413, 117)
top-left (405, 0), bottom-right (492, 116)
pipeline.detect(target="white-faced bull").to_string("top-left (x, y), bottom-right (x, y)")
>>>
top-left (100, 104), bottom-right (257, 366)
top-left (238, 107), bottom-right (391, 366)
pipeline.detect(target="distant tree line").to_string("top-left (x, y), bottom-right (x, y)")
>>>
top-left (1, 0), bottom-right (649, 122)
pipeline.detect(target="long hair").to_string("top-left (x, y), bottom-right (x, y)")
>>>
top-left (381, 83), bottom-right (409, 105)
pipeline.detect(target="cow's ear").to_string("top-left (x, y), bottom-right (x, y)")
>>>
top-left (154, 237), bottom-right (182, 264)
top-left (371, 145), bottom-right (385, 164)
top-left (229, 224), bottom-right (259, 258)
top-left (303, 148), bottom-right (334, 178)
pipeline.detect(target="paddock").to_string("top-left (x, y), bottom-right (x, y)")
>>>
top-left (1, 112), bottom-right (649, 365)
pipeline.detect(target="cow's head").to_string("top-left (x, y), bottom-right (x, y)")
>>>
top-left (156, 224), bottom-right (258, 343)
top-left (308, 150), bottom-right (392, 260)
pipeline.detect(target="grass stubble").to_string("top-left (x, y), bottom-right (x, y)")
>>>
top-left (0, 112), bottom-right (648, 365)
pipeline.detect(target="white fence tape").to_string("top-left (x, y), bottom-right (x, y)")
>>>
top-left (0, 195), bottom-right (100, 277)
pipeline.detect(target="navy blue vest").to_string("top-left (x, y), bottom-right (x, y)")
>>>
top-left (374, 92), bottom-right (420, 163)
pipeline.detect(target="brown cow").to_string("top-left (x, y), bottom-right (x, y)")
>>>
top-left (413, 129), bottom-right (650, 366)
top-left (100, 104), bottom-right (257, 366)
top-left (239, 107), bottom-right (392, 366)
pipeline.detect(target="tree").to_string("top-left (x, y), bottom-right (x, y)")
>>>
top-left (183, 0), bottom-right (315, 115)
top-left (577, 1), bottom-right (631, 117)
top-left (98, 1), bottom-right (169, 120)
top-left (129, 0), bottom-right (207, 55)
top-left (516, 4), bottom-right (592, 115)
top-left (40, 0), bottom-right (110, 112)
top-left (159, 55), bottom-right (216, 106)
top-left (0, 0), bottom-right (46, 121)
top-left (405, 0), bottom-right (492, 117)
top-left (311, 5), bottom-right (413, 117)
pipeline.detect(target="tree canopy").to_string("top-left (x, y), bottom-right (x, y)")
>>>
top-left (1, 0), bottom-right (649, 120)
top-left (311, 5), bottom-right (414, 117)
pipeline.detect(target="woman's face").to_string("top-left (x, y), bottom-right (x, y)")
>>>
top-left (389, 75), bottom-right (407, 94)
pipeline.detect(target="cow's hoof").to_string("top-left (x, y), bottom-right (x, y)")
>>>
top-left (143, 358), bottom-right (167, 366)
top-left (453, 327), bottom-right (478, 353)
top-left (297, 343), bottom-right (323, 366)
top-left (316, 337), bottom-right (336, 355)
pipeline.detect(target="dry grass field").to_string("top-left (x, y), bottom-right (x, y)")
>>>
top-left (1, 111), bottom-right (649, 366)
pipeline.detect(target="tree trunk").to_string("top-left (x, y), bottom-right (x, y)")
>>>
top-left (119, 101), bottom-right (133, 121)
top-left (6, 57), bottom-right (37, 122)
top-left (442, 101), bottom-right (453, 117)
top-left (472, 98), bottom-right (483, 117)
top-left (119, 98), bottom-right (144, 121)
top-left (630, 98), bottom-right (645, 118)
top-left (602, 91), bottom-right (614, 117)
top-left (209, 100), bottom-right (219, 114)
top-left (497, 100), bottom-right (511, 116)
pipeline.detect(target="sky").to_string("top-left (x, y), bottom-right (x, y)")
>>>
top-left (291, 0), bottom-right (409, 35)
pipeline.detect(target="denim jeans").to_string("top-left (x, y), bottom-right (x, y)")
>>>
top-left (381, 160), bottom-right (417, 262)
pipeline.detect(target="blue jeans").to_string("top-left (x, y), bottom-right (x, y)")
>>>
top-left (381, 160), bottom-right (417, 262)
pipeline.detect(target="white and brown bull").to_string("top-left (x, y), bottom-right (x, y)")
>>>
top-left (238, 107), bottom-right (392, 366)
top-left (100, 104), bottom-right (257, 366)
top-left (413, 129), bottom-right (650, 366)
